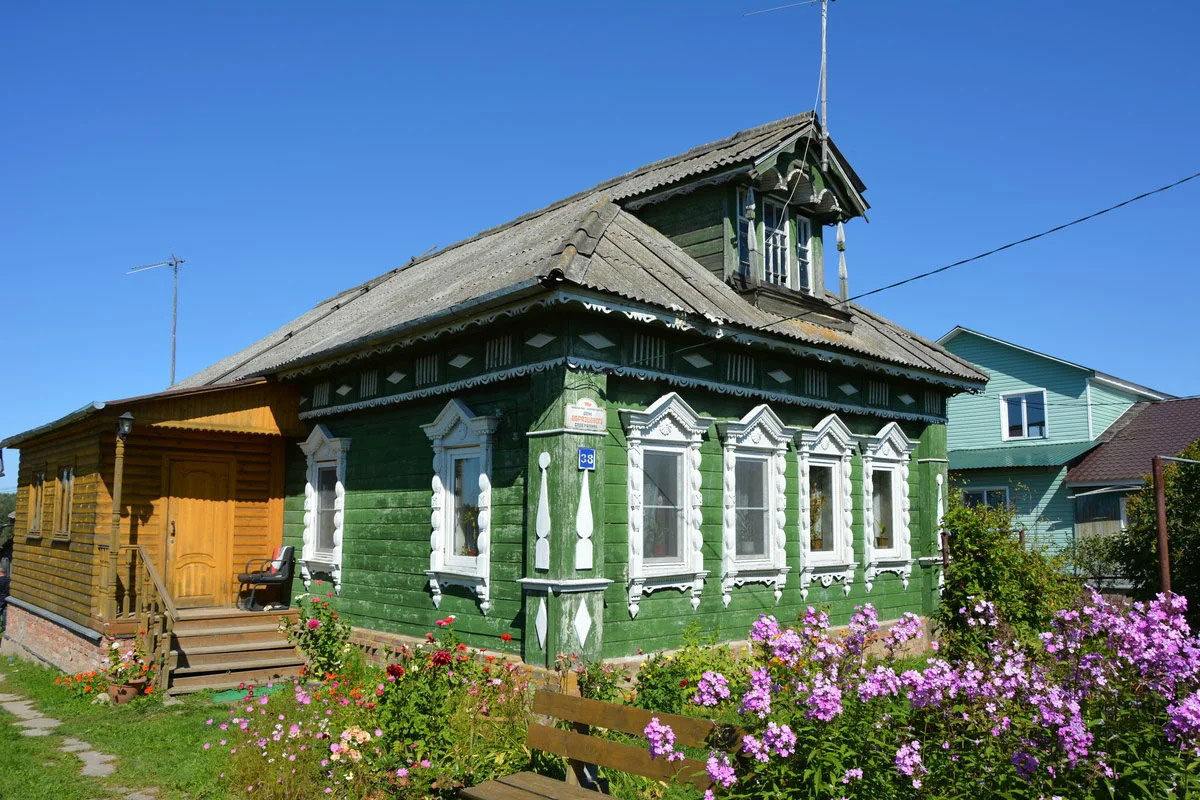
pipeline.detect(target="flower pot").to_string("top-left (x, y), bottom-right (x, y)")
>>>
top-left (107, 679), bottom-right (146, 705)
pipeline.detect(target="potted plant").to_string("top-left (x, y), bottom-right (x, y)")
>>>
top-left (101, 636), bottom-right (153, 704)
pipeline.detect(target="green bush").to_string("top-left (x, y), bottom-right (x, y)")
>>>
top-left (1113, 439), bottom-right (1200, 623)
top-left (282, 587), bottom-right (351, 676)
top-left (934, 492), bottom-right (1079, 654)
top-left (632, 621), bottom-right (744, 716)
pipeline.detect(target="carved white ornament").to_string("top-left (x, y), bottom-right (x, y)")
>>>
top-left (298, 425), bottom-right (351, 594)
top-left (573, 600), bottom-right (592, 646)
top-left (767, 369), bottom-right (791, 384)
top-left (422, 399), bottom-right (500, 615)
top-left (716, 405), bottom-right (797, 607)
top-left (449, 354), bottom-right (473, 369)
top-left (936, 472), bottom-right (946, 594)
top-left (898, 393), bottom-right (915, 406)
top-left (838, 383), bottom-right (859, 396)
top-left (535, 597), bottom-right (548, 648)
top-left (579, 333), bottom-right (616, 350)
top-left (535, 452), bottom-right (551, 571)
top-left (336, 384), bottom-right (352, 396)
top-left (859, 421), bottom-right (917, 593)
top-left (682, 353), bottom-right (713, 369)
top-left (525, 333), bottom-right (556, 348)
top-left (386, 370), bottom-right (407, 384)
top-left (620, 393), bottom-right (714, 618)
top-left (575, 468), bottom-right (594, 570)
top-left (796, 414), bottom-right (857, 600)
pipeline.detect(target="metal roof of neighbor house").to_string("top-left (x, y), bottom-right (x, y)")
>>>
top-left (1066, 397), bottom-right (1200, 484)
top-left (949, 440), bottom-right (1099, 471)
top-left (177, 115), bottom-right (984, 389)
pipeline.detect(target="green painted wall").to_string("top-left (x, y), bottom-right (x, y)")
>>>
top-left (636, 186), bottom-right (727, 280)
top-left (1088, 380), bottom-right (1140, 439)
top-left (951, 465), bottom-right (1073, 551)
top-left (598, 376), bottom-right (944, 659)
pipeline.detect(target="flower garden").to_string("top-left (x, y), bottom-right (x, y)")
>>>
top-left (37, 501), bottom-right (1200, 800)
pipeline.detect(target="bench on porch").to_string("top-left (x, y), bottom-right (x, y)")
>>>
top-left (462, 690), bottom-right (736, 800)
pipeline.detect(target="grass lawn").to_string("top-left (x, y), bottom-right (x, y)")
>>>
top-left (0, 657), bottom-right (230, 800)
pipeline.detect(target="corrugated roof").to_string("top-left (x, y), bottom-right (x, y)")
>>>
top-left (178, 115), bottom-right (983, 389)
top-left (1066, 397), bottom-right (1200, 484)
top-left (950, 441), bottom-right (1099, 471)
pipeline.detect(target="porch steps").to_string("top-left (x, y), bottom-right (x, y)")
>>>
top-left (166, 608), bottom-right (305, 695)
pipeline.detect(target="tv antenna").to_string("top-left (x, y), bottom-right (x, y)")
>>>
top-left (127, 253), bottom-right (186, 386)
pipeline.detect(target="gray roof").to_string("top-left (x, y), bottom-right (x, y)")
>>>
top-left (180, 115), bottom-right (983, 388)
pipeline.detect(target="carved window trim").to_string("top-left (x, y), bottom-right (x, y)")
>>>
top-left (796, 414), bottom-right (857, 599)
top-left (298, 425), bottom-right (351, 594)
top-left (620, 392), bottom-right (714, 618)
top-left (421, 399), bottom-right (500, 615)
top-left (859, 421), bottom-right (917, 592)
top-left (716, 405), bottom-right (796, 607)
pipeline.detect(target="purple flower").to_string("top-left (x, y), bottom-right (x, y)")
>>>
top-left (761, 722), bottom-right (797, 758)
top-left (644, 717), bottom-right (684, 762)
top-left (1167, 690), bottom-right (1200, 755)
top-left (705, 752), bottom-right (736, 788)
top-left (805, 675), bottom-right (844, 722)
top-left (739, 668), bottom-right (773, 719)
top-left (1011, 751), bottom-right (1039, 780)
top-left (693, 671), bottom-right (731, 707)
top-left (894, 740), bottom-right (927, 788)
top-left (750, 614), bottom-right (781, 643)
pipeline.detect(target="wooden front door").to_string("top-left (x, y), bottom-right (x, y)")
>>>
top-left (165, 458), bottom-right (234, 608)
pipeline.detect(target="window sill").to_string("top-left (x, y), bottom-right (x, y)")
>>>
top-left (799, 559), bottom-right (856, 600)
top-left (721, 563), bottom-right (790, 607)
top-left (426, 569), bottom-right (491, 615)
top-left (627, 569), bottom-right (709, 618)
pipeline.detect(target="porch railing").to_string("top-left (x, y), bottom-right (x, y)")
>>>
top-left (115, 545), bottom-right (178, 692)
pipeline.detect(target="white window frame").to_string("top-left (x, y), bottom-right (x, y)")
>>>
top-left (717, 405), bottom-right (797, 607)
top-left (620, 392), bottom-right (714, 618)
top-left (1000, 389), bottom-right (1049, 441)
top-left (421, 399), bottom-right (500, 615)
top-left (794, 213), bottom-right (813, 292)
top-left (762, 197), bottom-right (791, 287)
top-left (859, 422), bottom-right (917, 592)
top-left (796, 414), bottom-right (857, 599)
top-left (962, 486), bottom-right (1010, 508)
top-left (1119, 494), bottom-right (1129, 530)
top-left (298, 425), bottom-right (351, 593)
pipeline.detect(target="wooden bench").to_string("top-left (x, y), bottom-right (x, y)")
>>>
top-left (462, 690), bottom-right (737, 799)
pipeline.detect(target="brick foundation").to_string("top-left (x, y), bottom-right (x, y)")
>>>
top-left (1, 601), bottom-right (109, 674)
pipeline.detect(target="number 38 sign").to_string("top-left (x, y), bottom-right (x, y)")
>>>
top-left (577, 447), bottom-right (596, 471)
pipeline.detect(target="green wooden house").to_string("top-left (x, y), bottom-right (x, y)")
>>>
top-left (163, 114), bottom-right (985, 666)
top-left (938, 327), bottom-right (1167, 551)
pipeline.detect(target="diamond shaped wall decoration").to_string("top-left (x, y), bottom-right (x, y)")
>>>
top-left (336, 384), bottom-right (352, 396)
top-left (579, 333), bottom-right (615, 350)
top-left (298, 396), bottom-right (309, 406)
top-left (449, 354), bottom-right (473, 369)
top-left (768, 369), bottom-right (791, 384)
top-left (573, 601), bottom-right (592, 646)
top-left (526, 333), bottom-right (556, 348)
top-left (898, 393), bottom-right (915, 406)
top-left (682, 353), bottom-right (712, 368)
top-left (386, 371), bottom-right (406, 384)
top-left (839, 382), bottom-right (859, 396)
top-left (535, 598), bottom-right (548, 648)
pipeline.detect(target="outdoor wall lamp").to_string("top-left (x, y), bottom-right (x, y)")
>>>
top-left (116, 412), bottom-right (134, 441)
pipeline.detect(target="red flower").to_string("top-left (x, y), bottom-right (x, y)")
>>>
top-left (500, 633), bottom-right (513, 642)
top-left (431, 649), bottom-right (452, 667)
top-left (679, 679), bottom-right (688, 687)
top-left (456, 643), bottom-right (467, 652)
top-left (386, 664), bottom-right (405, 679)
top-left (425, 633), bottom-right (435, 642)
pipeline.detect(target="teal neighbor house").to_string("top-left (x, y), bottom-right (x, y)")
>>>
top-left (938, 327), bottom-right (1168, 550)
top-left (3, 114), bottom-right (987, 689)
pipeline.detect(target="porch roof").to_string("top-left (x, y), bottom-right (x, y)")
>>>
top-left (949, 441), bottom-right (1099, 471)
top-left (0, 378), bottom-right (304, 449)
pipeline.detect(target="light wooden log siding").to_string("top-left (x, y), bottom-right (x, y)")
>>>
top-left (130, 382), bottom-right (304, 437)
top-left (92, 430), bottom-right (285, 609)
top-left (11, 426), bottom-right (104, 628)
top-left (599, 376), bottom-right (939, 659)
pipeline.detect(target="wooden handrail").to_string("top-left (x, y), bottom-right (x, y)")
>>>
top-left (116, 545), bottom-right (177, 692)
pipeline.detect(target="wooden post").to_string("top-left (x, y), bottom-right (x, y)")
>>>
top-left (939, 528), bottom-right (950, 570)
top-left (107, 434), bottom-right (127, 619)
top-left (1153, 455), bottom-right (1171, 594)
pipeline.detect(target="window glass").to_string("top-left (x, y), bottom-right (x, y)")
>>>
top-left (316, 465), bottom-right (338, 553)
top-left (795, 216), bottom-right (812, 291)
top-left (734, 458), bottom-right (768, 558)
top-left (29, 473), bottom-right (45, 532)
top-left (452, 455), bottom-right (482, 558)
top-left (1025, 394), bottom-right (1047, 438)
top-left (986, 489), bottom-right (1008, 507)
top-left (872, 469), bottom-right (893, 549)
top-left (809, 464), bottom-right (835, 552)
top-left (55, 466), bottom-right (74, 535)
top-left (964, 488), bottom-right (1007, 508)
top-left (643, 451), bottom-right (681, 562)
top-left (737, 188), bottom-right (755, 277)
top-left (763, 200), bottom-right (789, 286)
top-left (1006, 395), bottom-right (1025, 438)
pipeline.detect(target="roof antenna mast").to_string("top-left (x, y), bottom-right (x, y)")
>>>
top-left (127, 253), bottom-right (186, 386)
top-left (820, 0), bottom-right (831, 173)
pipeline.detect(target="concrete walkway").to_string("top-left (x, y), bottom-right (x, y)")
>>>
top-left (0, 671), bottom-right (159, 799)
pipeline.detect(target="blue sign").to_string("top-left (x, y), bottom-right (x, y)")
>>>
top-left (577, 447), bottom-right (596, 471)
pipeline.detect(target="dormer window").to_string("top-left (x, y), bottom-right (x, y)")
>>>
top-left (737, 186), bottom-right (814, 293)
top-left (1001, 390), bottom-right (1048, 440)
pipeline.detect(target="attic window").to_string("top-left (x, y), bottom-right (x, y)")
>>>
top-left (762, 199), bottom-right (790, 286)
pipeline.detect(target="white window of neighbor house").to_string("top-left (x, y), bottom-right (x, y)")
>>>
top-left (963, 487), bottom-right (1009, 508)
top-left (1001, 390), bottom-right (1048, 440)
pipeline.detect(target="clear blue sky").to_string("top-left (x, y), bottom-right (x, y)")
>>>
top-left (4, 0), bottom-right (1198, 488)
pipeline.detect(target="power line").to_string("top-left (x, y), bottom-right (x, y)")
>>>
top-left (744, 0), bottom-right (821, 17)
